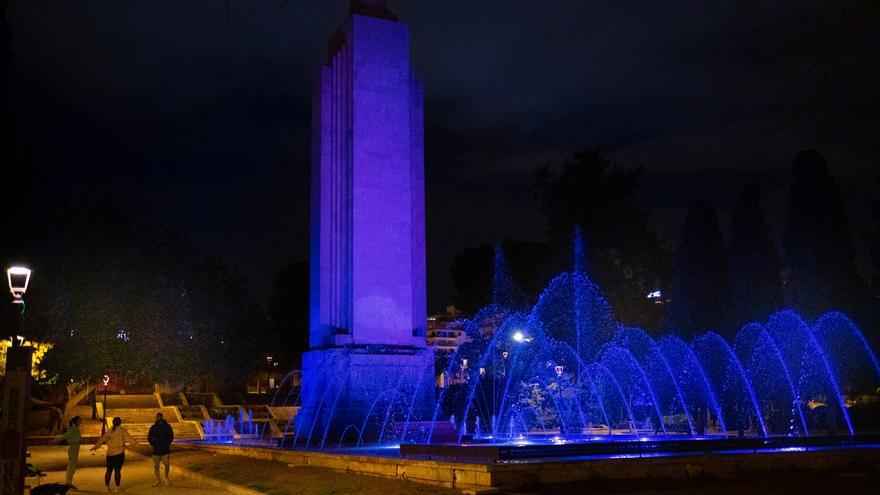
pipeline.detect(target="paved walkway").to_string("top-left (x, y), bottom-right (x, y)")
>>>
top-left (28, 446), bottom-right (234, 494)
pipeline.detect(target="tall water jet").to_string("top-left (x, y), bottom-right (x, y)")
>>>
top-left (572, 226), bottom-right (588, 275)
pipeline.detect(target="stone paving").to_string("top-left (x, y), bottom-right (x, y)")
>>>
top-left (27, 446), bottom-right (234, 494)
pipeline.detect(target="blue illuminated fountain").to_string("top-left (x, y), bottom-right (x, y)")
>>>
top-left (253, 229), bottom-right (880, 452)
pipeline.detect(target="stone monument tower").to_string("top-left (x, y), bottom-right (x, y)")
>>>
top-left (295, 0), bottom-right (434, 443)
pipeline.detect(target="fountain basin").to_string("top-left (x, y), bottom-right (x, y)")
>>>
top-left (399, 434), bottom-right (880, 463)
top-left (182, 437), bottom-right (880, 492)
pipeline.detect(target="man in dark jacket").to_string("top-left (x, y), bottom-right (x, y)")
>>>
top-left (147, 412), bottom-right (174, 486)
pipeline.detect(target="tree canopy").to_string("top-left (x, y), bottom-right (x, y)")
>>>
top-left (782, 150), bottom-right (866, 318)
top-left (24, 200), bottom-right (269, 389)
top-left (666, 200), bottom-right (731, 338)
top-left (450, 240), bottom-right (544, 315)
top-left (872, 171), bottom-right (880, 290)
top-left (535, 150), bottom-right (666, 327)
top-left (728, 185), bottom-right (781, 326)
top-left (267, 261), bottom-right (309, 369)
top-left (450, 151), bottom-right (667, 328)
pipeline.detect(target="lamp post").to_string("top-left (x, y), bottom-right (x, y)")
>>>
top-left (5, 266), bottom-right (31, 346)
top-left (101, 374), bottom-right (110, 436)
top-left (1, 265), bottom-right (33, 495)
top-left (6, 266), bottom-right (31, 299)
top-left (554, 365), bottom-right (565, 435)
top-left (461, 358), bottom-right (468, 384)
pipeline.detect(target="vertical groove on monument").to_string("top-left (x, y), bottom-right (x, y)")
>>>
top-left (297, 1), bottom-right (435, 446)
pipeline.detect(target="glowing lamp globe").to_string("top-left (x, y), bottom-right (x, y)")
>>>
top-left (7, 266), bottom-right (31, 302)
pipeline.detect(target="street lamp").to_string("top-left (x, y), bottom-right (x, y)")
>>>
top-left (6, 265), bottom-right (31, 304)
top-left (554, 365), bottom-right (565, 434)
top-left (512, 331), bottom-right (525, 343)
top-left (6, 266), bottom-right (31, 347)
top-left (101, 374), bottom-right (110, 435)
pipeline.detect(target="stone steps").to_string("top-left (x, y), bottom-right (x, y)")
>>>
top-left (79, 419), bottom-right (202, 441)
top-left (120, 422), bottom-right (202, 441)
top-left (104, 407), bottom-right (177, 424)
top-left (103, 394), bottom-right (160, 409)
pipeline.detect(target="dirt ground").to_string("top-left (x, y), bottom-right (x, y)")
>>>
top-left (28, 445), bottom-right (236, 494)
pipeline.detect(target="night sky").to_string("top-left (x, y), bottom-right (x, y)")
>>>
top-left (8, 0), bottom-right (879, 311)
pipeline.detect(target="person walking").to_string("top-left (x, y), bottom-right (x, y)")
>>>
top-left (48, 416), bottom-right (82, 489)
top-left (91, 417), bottom-right (140, 493)
top-left (147, 412), bottom-right (174, 486)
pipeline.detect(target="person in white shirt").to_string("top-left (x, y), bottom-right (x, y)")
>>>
top-left (91, 417), bottom-right (140, 492)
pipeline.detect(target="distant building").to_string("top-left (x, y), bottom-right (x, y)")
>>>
top-left (427, 306), bottom-right (469, 353)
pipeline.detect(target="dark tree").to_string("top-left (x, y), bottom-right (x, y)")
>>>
top-left (450, 245), bottom-right (493, 315)
top-left (782, 150), bottom-right (866, 318)
top-left (870, 169), bottom-right (880, 351)
top-left (32, 200), bottom-right (269, 390)
top-left (728, 185), bottom-right (781, 326)
top-left (666, 200), bottom-right (731, 338)
top-left (872, 170), bottom-right (880, 290)
top-left (535, 150), bottom-right (666, 328)
top-left (450, 240), bottom-right (545, 315)
top-left (267, 261), bottom-right (309, 368)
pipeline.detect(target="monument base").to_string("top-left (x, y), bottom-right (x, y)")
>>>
top-left (294, 345), bottom-right (435, 446)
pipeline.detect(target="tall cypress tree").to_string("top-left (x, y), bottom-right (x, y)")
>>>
top-left (728, 185), bottom-right (781, 326)
top-left (535, 150), bottom-right (666, 328)
top-left (666, 200), bottom-right (731, 338)
top-left (872, 171), bottom-right (880, 291)
top-left (782, 150), bottom-right (866, 318)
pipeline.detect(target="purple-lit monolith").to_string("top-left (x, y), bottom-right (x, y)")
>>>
top-left (296, 0), bottom-right (434, 443)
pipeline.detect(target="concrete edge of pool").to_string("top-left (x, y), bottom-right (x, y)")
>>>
top-left (180, 440), bottom-right (880, 493)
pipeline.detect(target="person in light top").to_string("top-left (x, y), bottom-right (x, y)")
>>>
top-left (48, 416), bottom-right (82, 488)
top-left (91, 417), bottom-right (140, 493)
